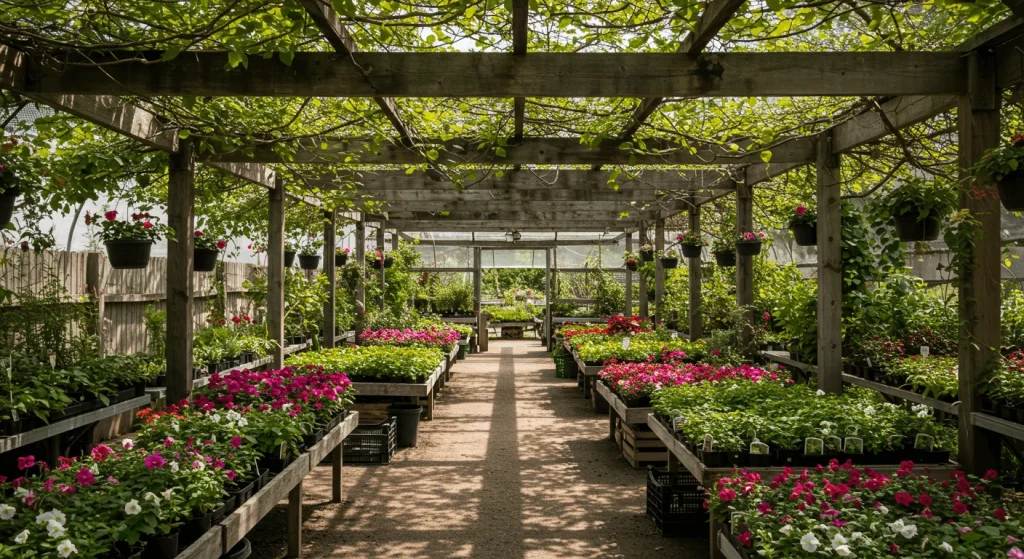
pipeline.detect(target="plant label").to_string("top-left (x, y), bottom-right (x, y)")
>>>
top-left (671, 332), bottom-right (678, 339)
top-left (768, 363), bottom-right (778, 371)
top-left (826, 436), bottom-right (843, 454)
top-left (49, 355), bottom-right (56, 368)
top-left (671, 414), bottom-right (686, 432)
top-left (804, 437), bottom-right (824, 456)
top-left (702, 434), bottom-right (714, 452)
top-left (920, 346), bottom-right (929, 357)
top-left (844, 437), bottom-right (864, 455)
top-left (866, 358), bottom-right (873, 368)
top-left (750, 439), bottom-right (769, 455)
top-left (914, 434), bottom-right (936, 451)
top-left (621, 337), bottom-right (630, 350)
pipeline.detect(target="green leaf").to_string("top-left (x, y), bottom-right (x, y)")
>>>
top-left (160, 45), bottom-right (183, 62)
top-left (279, 50), bottom-right (295, 67)
top-left (178, 130), bottom-right (191, 139)
top-left (760, 150), bottom-right (772, 163)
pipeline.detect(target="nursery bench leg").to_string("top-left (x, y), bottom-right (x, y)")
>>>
top-left (709, 517), bottom-right (725, 559)
top-left (331, 445), bottom-right (343, 503)
top-left (288, 480), bottom-right (303, 558)
top-left (667, 451), bottom-right (680, 474)
top-left (609, 410), bottom-right (617, 442)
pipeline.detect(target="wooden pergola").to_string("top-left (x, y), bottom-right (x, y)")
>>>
top-left (2, 0), bottom-right (1023, 483)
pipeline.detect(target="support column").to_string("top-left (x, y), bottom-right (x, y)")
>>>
top-left (377, 223), bottom-right (386, 313)
top-left (166, 138), bottom-right (196, 404)
top-left (545, 248), bottom-right (552, 350)
top-left (354, 218), bottom-right (366, 339)
top-left (85, 253), bottom-right (106, 356)
top-left (638, 222), bottom-right (649, 319)
top-left (958, 51), bottom-right (1002, 476)
top-left (473, 247), bottom-right (483, 351)
top-left (736, 179), bottom-right (754, 352)
top-left (287, 481), bottom-right (303, 558)
top-left (323, 209), bottom-right (337, 349)
top-left (268, 177), bottom-right (286, 368)
top-left (688, 197), bottom-right (703, 340)
top-left (625, 233), bottom-right (633, 316)
top-left (654, 217), bottom-right (665, 325)
top-left (816, 131), bottom-right (843, 394)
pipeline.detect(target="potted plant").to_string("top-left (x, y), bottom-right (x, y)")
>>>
top-left (297, 238), bottom-right (322, 270)
top-left (193, 230), bottom-right (226, 272)
top-left (976, 133), bottom-right (1024, 211)
top-left (676, 231), bottom-right (704, 259)
top-left (788, 204), bottom-right (817, 246)
top-left (660, 249), bottom-right (679, 269)
top-left (370, 249), bottom-right (393, 269)
top-left (638, 244), bottom-right (655, 262)
top-left (335, 246), bottom-right (350, 266)
top-left (879, 177), bottom-right (955, 242)
top-left (93, 210), bottom-right (166, 269)
top-left (284, 241), bottom-right (297, 268)
top-left (624, 252), bottom-right (638, 271)
top-left (712, 239), bottom-right (736, 267)
top-left (735, 231), bottom-right (766, 256)
top-left (0, 136), bottom-right (43, 229)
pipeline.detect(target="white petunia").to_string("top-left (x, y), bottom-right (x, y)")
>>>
top-left (834, 545), bottom-right (853, 557)
top-left (801, 532), bottom-right (820, 553)
top-left (236, 417), bottom-right (248, 428)
top-left (46, 519), bottom-right (65, 539)
top-left (169, 461), bottom-right (179, 473)
top-left (56, 539), bottom-right (77, 558)
top-left (14, 488), bottom-right (28, 498)
top-left (210, 413), bottom-right (221, 424)
top-left (143, 492), bottom-right (161, 506)
top-left (816, 389), bottom-right (826, 396)
top-left (49, 510), bottom-right (66, 526)
top-left (13, 529), bottom-right (28, 544)
top-left (831, 533), bottom-right (848, 548)
top-left (940, 542), bottom-right (954, 553)
top-left (899, 524), bottom-right (918, 539)
top-left (171, 421), bottom-right (180, 433)
top-left (89, 463), bottom-right (99, 475)
top-left (161, 488), bottom-right (174, 501)
top-left (888, 519), bottom-right (904, 533)
top-left (211, 434), bottom-right (217, 443)
top-left (779, 525), bottom-right (793, 536)
top-left (124, 499), bottom-right (141, 516)
top-left (877, 505), bottom-right (889, 515)
top-left (0, 504), bottom-right (15, 520)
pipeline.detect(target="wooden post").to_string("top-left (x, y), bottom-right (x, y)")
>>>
top-left (816, 131), bottom-right (843, 394)
top-left (625, 233), bottom-right (633, 316)
top-left (474, 247), bottom-right (486, 352)
top-left (957, 51), bottom-right (1002, 476)
top-left (736, 178), bottom-right (754, 352)
top-left (654, 217), bottom-right (665, 325)
top-left (545, 248), bottom-right (552, 349)
top-left (323, 209), bottom-right (337, 349)
top-left (287, 481), bottom-right (303, 558)
top-left (166, 138), bottom-right (195, 404)
top-left (268, 177), bottom-right (286, 368)
top-left (377, 223), bottom-right (386, 313)
top-left (85, 252), bottom-right (106, 356)
top-left (687, 197), bottom-right (703, 340)
top-left (331, 445), bottom-right (343, 503)
top-left (354, 218), bottom-right (366, 339)
top-left (638, 222), bottom-right (649, 318)
top-left (551, 247), bottom-right (559, 313)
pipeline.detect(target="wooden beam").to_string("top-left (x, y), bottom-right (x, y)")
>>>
top-left (166, 138), bottom-right (195, 404)
top-left (624, 233), bottom-right (633, 315)
top-left (323, 209), bottom-right (337, 349)
top-left (25, 51), bottom-right (967, 98)
top-left (377, 201), bottom-right (688, 213)
top-left (638, 222), bottom-right (648, 318)
top-left (26, 93), bottom-right (179, 151)
top-left (357, 188), bottom-right (668, 202)
top-left (389, 221), bottom-right (629, 232)
top-left (512, 0), bottom-right (528, 140)
top-left (200, 136), bottom-right (815, 166)
top-left (268, 177), bottom-right (286, 368)
top-left (0, 44), bottom-right (26, 90)
top-left (736, 180), bottom-right (753, 351)
top-left (206, 162), bottom-right (275, 188)
top-left (410, 239), bottom-right (619, 247)
top-left (654, 217), bottom-right (665, 325)
top-left (317, 169), bottom-right (736, 191)
top-left (354, 218), bottom-right (366, 338)
top-left (816, 131), bottom-right (842, 394)
top-left (385, 210), bottom-right (659, 221)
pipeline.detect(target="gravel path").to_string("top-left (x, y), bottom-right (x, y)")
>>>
top-left (249, 339), bottom-right (709, 559)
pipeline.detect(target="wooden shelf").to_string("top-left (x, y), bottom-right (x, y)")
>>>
top-left (0, 394), bottom-right (153, 454)
top-left (350, 358), bottom-right (446, 397)
top-left (718, 531), bottom-right (744, 559)
top-left (595, 381), bottom-right (650, 425)
top-left (972, 412), bottom-right (1024, 442)
top-left (842, 374), bottom-right (960, 415)
top-left (333, 331), bottom-right (355, 344)
top-left (760, 351), bottom-right (812, 371)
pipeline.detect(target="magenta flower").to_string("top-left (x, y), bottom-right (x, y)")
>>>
top-left (75, 467), bottom-right (95, 486)
top-left (16, 456), bottom-right (34, 470)
top-left (144, 453), bottom-right (166, 470)
top-left (796, 205), bottom-right (807, 215)
top-left (230, 436), bottom-right (242, 448)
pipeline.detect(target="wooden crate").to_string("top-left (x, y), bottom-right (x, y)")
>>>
top-left (617, 418), bottom-right (667, 468)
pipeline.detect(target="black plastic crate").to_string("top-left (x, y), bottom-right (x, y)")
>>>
top-left (343, 417), bottom-right (398, 465)
top-left (646, 466), bottom-right (708, 537)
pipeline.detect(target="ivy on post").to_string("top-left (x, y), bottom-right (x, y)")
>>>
top-left (816, 130), bottom-right (843, 394)
top-left (736, 178), bottom-right (755, 353)
top-left (166, 137), bottom-right (195, 404)
top-left (957, 50), bottom-right (1002, 476)
top-left (354, 217), bottom-right (366, 339)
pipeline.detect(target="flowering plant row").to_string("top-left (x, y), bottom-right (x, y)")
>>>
top-left (358, 326), bottom-right (460, 351)
top-left (709, 460), bottom-right (1021, 558)
top-left (599, 362), bottom-right (781, 407)
top-left (89, 210), bottom-right (168, 243)
top-left (573, 337), bottom-right (707, 365)
top-left (481, 304), bottom-right (537, 323)
top-left (285, 345), bottom-right (444, 383)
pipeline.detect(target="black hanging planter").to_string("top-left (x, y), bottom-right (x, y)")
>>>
top-left (625, 261), bottom-right (638, 271)
top-left (998, 170), bottom-right (1024, 211)
top-left (105, 240), bottom-right (153, 269)
top-left (680, 244), bottom-right (702, 259)
top-left (735, 240), bottom-right (763, 256)
top-left (892, 209), bottom-right (940, 242)
top-left (298, 254), bottom-right (321, 270)
top-left (370, 257), bottom-right (394, 269)
top-left (790, 223), bottom-right (818, 246)
top-left (0, 186), bottom-right (19, 229)
top-left (193, 248), bottom-right (219, 272)
top-left (284, 251), bottom-right (297, 268)
top-left (639, 249), bottom-right (655, 262)
top-left (714, 251), bottom-right (736, 267)
top-left (335, 253), bottom-right (348, 266)
top-left (660, 257), bottom-right (679, 269)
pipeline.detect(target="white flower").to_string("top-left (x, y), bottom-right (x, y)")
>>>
top-left (14, 488), bottom-right (28, 498)
top-left (779, 525), bottom-right (793, 536)
top-left (161, 488), bottom-right (174, 501)
top-left (211, 434), bottom-right (217, 443)
top-left (281, 403), bottom-right (292, 411)
top-left (851, 532), bottom-right (864, 541)
top-left (193, 460), bottom-right (205, 471)
top-left (0, 504), bottom-right (15, 520)
top-left (122, 438), bottom-right (134, 450)
top-left (864, 405), bottom-right (876, 415)
top-left (143, 492), bottom-right (161, 506)
top-left (226, 410), bottom-right (241, 421)
top-left (169, 461), bottom-right (179, 473)
top-left (49, 510), bottom-right (66, 526)
top-left (171, 421), bottom-right (180, 433)
top-left (940, 542), bottom-right (954, 553)
top-left (834, 545), bottom-right (853, 557)
top-left (816, 389), bottom-right (826, 396)
top-left (236, 417), bottom-right (248, 428)
top-left (831, 533), bottom-right (848, 548)
top-left (56, 539), bottom-right (77, 558)
top-left (13, 529), bottom-right (28, 544)
top-left (888, 519), bottom-right (904, 533)
top-left (89, 463), bottom-right (99, 475)
top-left (801, 532), bottom-right (820, 552)
top-left (124, 499), bottom-right (141, 516)
top-left (210, 414), bottom-right (221, 424)
top-left (46, 519), bottom-right (65, 538)
top-left (899, 524), bottom-right (918, 539)
top-left (877, 505), bottom-right (889, 515)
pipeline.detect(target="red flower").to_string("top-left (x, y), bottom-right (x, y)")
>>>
top-left (984, 469), bottom-right (998, 481)
top-left (894, 492), bottom-right (914, 507)
top-left (16, 455), bottom-right (34, 470)
top-left (84, 212), bottom-right (92, 226)
top-left (143, 221), bottom-right (153, 229)
top-left (953, 501), bottom-right (968, 515)
top-left (796, 205), bottom-right (807, 215)
top-left (104, 210), bottom-right (118, 221)
top-left (231, 316), bottom-right (242, 324)
top-left (918, 493), bottom-right (933, 507)
top-left (994, 508), bottom-right (1008, 520)
top-left (737, 531), bottom-right (752, 547)
top-left (216, 240), bottom-right (227, 250)
top-left (75, 467), bottom-right (95, 486)
top-left (194, 230), bottom-right (203, 237)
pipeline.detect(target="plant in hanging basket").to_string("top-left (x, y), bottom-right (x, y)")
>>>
top-left (975, 134), bottom-right (1024, 211)
top-left (788, 204), bottom-right (818, 246)
top-left (0, 137), bottom-right (45, 229)
top-left (335, 246), bottom-right (351, 266)
top-left (193, 230), bottom-right (226, 273)
top-left (735, 231), bottom-right (765, 256)
top-left (91, 210), bottom-right (167, 269)
top-left (660, 250), bottom-right (679, 269)
top-left (676, 231), bottom-right (705, 258)
top-left (370, 250), bottom-right (393, 269)
top-left (711, 239), bottom-right (736, 267)
top-left (639, 243), bottom-right (655, 261)
top-left (879, 176), bottom-right (955, 242)
top-left (296, 237), bottom-right (323, 270)
top-left (284, 241), bottom-right (297, 268)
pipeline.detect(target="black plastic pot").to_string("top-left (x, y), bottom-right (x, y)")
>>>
top-left (211, 502), bottom-right (228, 524)
top-left (714, 251), bottom-right (736, 267)
top-left (335, 253), bottom-right (348, 266)
top-left (228, 481), bottom-right (255, 507)
top-left (284, 251), bottom-right (297, 268)
top-left (625, 261), bottom-right (638, 271)
top-left (105, 240), bottom-right (153, 269)
top-left (639, 249), bottom-right (655, 262)
top-left (1, 418), bottom-right (22, 437)
top-left (892, 210), bottom-right (940, 242)
top-left (387, 404), bottom-right (423, 448)
top-left (224, 538), bottom-right (252, 559)
top-left (370, 257), bottom-right (394, 269)
top-left (302, 428), bottom-right (325, 447)
top-left (180, 510), bottom-right (213, 547)
top-left (0, 186), bottom-right (19, 229)
top-left (298, 254), bottom-right (320, 270)
top-left (252, 468), bottom-right (270, 492)
top-left (193, 248), bottom-right (219, 272)
top-left (680, 244), bottom-right (702, 258)
top-left (660, 257), bottom-right (679, 269)
top-left (258, 454), bottom-right (293, 473)
top-left (735, 240), bottom-right (763, 256)
top-left (790, 222), bottom-right (818, 246)
top-left (142, 531), bottom-right (178, 559)
top-left (998, 169), bottom-right (1024, 211)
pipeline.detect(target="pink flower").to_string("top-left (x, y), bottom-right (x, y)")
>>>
top-left (217, 240), bottom-right (227, 250)
top-left (718, 489), bottom-right (737, 502)
top-left (756, 502), bottom-right (773, 515)
top-left (995, 508), bottom-right (1008, 521)
top-left (104, 210), bottom-right (117, 221)
top-left (107, 476), bottom-right (119, 485)
top-left (984, 469), bottom-right (999, 481)
top-left (163, 437), bottom-right (174, 447)
top-left (91, 445), bottom-right (112, 462)
top-left (918, 493), bottom-right (933, 507)
top-left (143, 221), bottom-right (153, 229)
top-left (763, 312), bottom-right (771, 322)
top-left (796, 205), bottom-right (807, 215)
top-left (737, 531), bottom-right (752, 547)
top-left (953, 501), bottom-right (968, 515)
top-left (194, 230), bottom-right (203, 237)
top-left (226, 470), bottom-right (237, 481)
top-left (230, 436), bottom-right (242, 448)
top-left (1008, 548), bottom-right (1024, 559)
top-left (894, 492), bottom-right (914, 507)
top-left (75, 467), bottom-right (95, 486)
top-left (144, 453), bottom-right (166, 469)
top-left (17, 455), bottom-right (34, 470)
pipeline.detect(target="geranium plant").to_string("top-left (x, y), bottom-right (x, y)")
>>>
top-left (91, 210), bottom-right (167, 242)
top-left (711, 238), bottom-right (735, 254)
top-left (675, 232), bottom-right (704, 246)
top-left (975, 133), bottom-right (1024, 182)
top-left (736, 231), bottom-right (766, 243)
top-left (789, 204), bottom-right (816, 227)
top-left (193, 230), bottom-right (226, 251)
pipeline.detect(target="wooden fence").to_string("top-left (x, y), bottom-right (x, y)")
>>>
top-left (0, 249), bottom-right (263, 356)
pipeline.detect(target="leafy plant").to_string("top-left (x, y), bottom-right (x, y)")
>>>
top-left (877, 176), bottom-right (957, 226)
top-left (788, 203), bottom-right (816, 227)
top-left (90, 210), bottom-right (168, 242)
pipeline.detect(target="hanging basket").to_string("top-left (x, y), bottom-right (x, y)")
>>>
top-left (335, 253), bottom-right (348, 267)
top-left (660, 257), bottom-right (679, 269)
top-left (892, 209), bottom-right (940, 242)
top-left (298, 254), bottom-right (321, 270)
top-left (998, 170), bottom-right (1024, 211)
top-left (0, 186), bottom-right (20, 229)
top-left (714, 251), bottom-right (736, 267)
top-left (639, 249), bottom-right (655, 262)
top-left (790, 223), bottom-right (817, 247)
top-left (193, 248), bottom-right (219, 272)
top-left (284, 251), bottom-right (297, 268)
top-left (735, 240), bottom-right (763, 256)
top-left (370, 257), bottom-right (394, 270)
top-left (625, 261), bottom-right (638, 271)
top-left (105, 240), bottom-right (154, 269)
top-left (680, 244), bottom-right (702, 259)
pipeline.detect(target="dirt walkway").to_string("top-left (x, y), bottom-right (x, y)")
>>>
top-left (249, 339), bottom-right (708, 559)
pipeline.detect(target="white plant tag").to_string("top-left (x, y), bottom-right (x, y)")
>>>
top-left (49, 355), bottom-right (56, 368)
top-left (769, 363), bottom-right (778, 372)
top-left (866, 358), bottom-right (873, 368)
top-left (804, 437), bottom-right (824, 456)
top-left (844, 437), bottom-right (864, 455)
top-left (914, 434), bottom-right (936, 451)
top-left (671, 413), bottom-right (686, 432)
top-left (621, 337), bottom-right (630, 350)
top-left (702, 434), bottom-right (714, 452)
top-left (750, 437), bottom-right (769, 455)
top-left (826, 436), bottom-right (843, 454)
top-left (920, 346), bottom-right (929, 357)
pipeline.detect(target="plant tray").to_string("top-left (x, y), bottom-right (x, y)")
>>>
top-left (342, 417), bottom-right (397, 465)
top-left (646, 466), bottom-right (708, 537)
